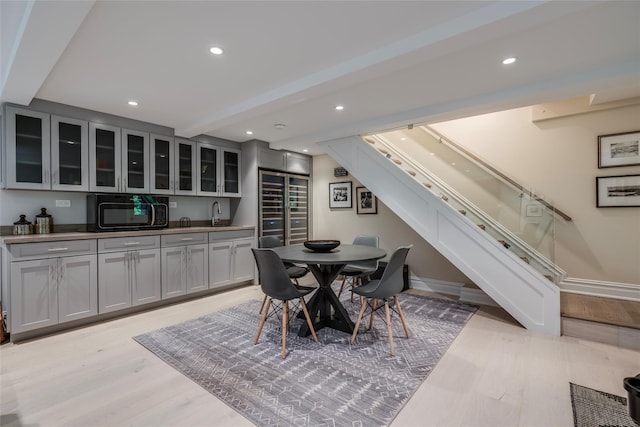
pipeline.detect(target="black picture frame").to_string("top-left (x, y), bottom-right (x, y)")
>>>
top-left (329, 181), bottom-right (352, 209)
top-left (356, 186), bottom-right (377, 214)
top-left (598, 131), bottom-right (640, 168)
top-left (596, 175), bottom-right (640, 207)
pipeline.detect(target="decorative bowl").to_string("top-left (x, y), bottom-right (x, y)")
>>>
top-left (303, 240), bottom-right (340, 252)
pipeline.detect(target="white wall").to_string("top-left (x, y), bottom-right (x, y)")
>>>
top-left (431, 103), bottom-right (640, 285)
top-left (313, 154), bottom-right (472, 285)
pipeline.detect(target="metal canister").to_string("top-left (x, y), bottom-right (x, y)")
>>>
top-left (13, 215), bottom-right (33, 235)
top-left (35, 208), bottom-right (53, 234)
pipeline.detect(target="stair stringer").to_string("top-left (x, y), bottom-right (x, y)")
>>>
top-left (320, 136), bottom-right (560, 335)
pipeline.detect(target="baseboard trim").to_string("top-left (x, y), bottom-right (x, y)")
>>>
top-left (410, 276), bottom-right (465, 295)
top-left (459, 287), bottom-right (498, 307)
top-left (409, 277), bottom-right (499, 307)
top-left (559, 277), bottom-right (640, 302)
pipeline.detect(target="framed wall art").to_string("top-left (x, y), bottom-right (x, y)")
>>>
top-left (598, 131), bottom-right (640, 168)
top-left (596, 175), bottom-right (640, 207)
top-left (356, 186), bottom-right (377, 214)
top-left (329, 181), bottom-right (352, 209)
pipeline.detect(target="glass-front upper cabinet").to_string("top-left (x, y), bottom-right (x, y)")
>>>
top-left (122, 129), bottom-right (149, 193)
top-left (150, 134), bottom-right (174, 195)
top-left (89, 122), bottom-right (121, 192)
top-left (196, 143), bottom-right (219, 196)
top-left (196, 143), bottom-right (241, 197)
top-left (222, 148), bottom-right (241, 197)
top-left (51, 115), bottom-right (89, 191)
top-left (5, 106), bottom-right (51, 190)
top-left (175, 138), bottom-right (196, 195)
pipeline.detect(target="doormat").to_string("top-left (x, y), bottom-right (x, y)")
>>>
top-left (570, 382), bottom-right (637, 427)
top-left (134, 291), bottom-right (476, 426)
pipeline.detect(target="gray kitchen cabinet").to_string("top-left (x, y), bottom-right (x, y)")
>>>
top-left (89, 122), bottom-right (122, 192)
top-left (197, 143), bottom-right (241, 197)
top-left (6, 109), bottom-right (91, 192)
top-left (150, 134), bottom-right (175, 195)
top-left (161, 232), bottom-right (208, 298)
top-left (51, 115), bottom-right (89, 192)
top-left (257, 147), bottom-right (311, 175)
top-left (174, 138), bottom-right (197, 195)
top-left (89, 125), bottom-right (150, 193)
top-left (122, 128), bottom-right (150, 193)
top-left (8, 240), bottom-right (97, 334)
top-left (97, 236), bottom-right (161, 314)
top-left (209, 230), bottom-right (254, 289)
top-left (4, 106), bottom-right (51, 190)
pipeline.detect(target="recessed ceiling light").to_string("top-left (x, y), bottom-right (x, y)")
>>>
top-left (303, 149), bottom-right (308, 153)
top-left (128, 100), bottom-right (138, 106)
top-left (502, 56), bottom-right (517, 65)
top-left (335, 105), bottom-right (344, 111)
top-left (209, 46), bottom-right (223, 55)
top-left (246, 130), bottom-right (253, 135)
top-left (400, 137), bottom-right (407, 141)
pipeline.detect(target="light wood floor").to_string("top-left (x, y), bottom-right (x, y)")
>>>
top-left (1, 285), bottom-right (639, 427)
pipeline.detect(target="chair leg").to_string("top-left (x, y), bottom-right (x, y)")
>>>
top-left (368, 299), bottom-right (377, 330)
top-left (337, 276), bottom-right (347, 298)
top-left (258, 294), bottom-right (267, 314)
top-left (395, 296), bottom-right (410, 338)
top-left (299, 298), bottom-right (318, 342)
top-left (384, 301), bottom-right (395, 356)
top-left (350, 297), bottom-right (368, 344)
top-left (255, 298), bottom-right (271, 345)
top-left (281, 300), bottom-right (289, 359)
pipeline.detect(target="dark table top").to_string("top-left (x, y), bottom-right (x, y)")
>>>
top-left (269, 243), bottom-right (386, 265)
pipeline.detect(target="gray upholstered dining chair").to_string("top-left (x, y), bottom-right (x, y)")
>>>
top-left (337, 235), bottom-right (379, 302)
top-left (350, 245), bottom-right (412, 356)
top-left (251, 248), bottom-right (318, 359)
top-left (258, 235), bottom-right (310, 313)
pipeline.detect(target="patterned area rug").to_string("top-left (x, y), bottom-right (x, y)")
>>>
top-left (134, 290), bottom-right (476, 426)
top-left (570, 383), bottom-right (637, 427)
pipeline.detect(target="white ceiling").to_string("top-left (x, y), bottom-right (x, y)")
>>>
top-left (2, 1), bottom-right (639, 155)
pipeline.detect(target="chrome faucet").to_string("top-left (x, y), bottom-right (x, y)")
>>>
top-left (211, 200), bottom-right (222, 226)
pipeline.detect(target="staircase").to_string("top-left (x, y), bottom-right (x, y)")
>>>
top-left (319, 133), bottom-right (564, 335)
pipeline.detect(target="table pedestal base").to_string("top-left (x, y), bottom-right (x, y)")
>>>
top-left (297, 263), bottom-right (355, 337)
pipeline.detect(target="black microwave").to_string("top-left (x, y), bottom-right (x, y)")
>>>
top-left (87, 194), bottom-right (169, 232)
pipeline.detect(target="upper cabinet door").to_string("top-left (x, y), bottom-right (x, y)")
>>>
top-left (51, 115), bottom-right (89, 192)
top-left (122, 129), bottom-right (149, 193)
top-left (221, 148), bottom-right (241, 197)
top-left (5, 106), bottom-right (51, 190)
top-left (150, 134), bottom-right (174, 195)
top-left (90, 122), bottom-right (122, 192)
top-left (175, 138), bottom-right (197, 195)
top-left (196, 142), bottom-right (220, 196)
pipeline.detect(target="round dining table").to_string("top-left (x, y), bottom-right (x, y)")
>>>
top-left (269, 243), bottom-right (386, 337)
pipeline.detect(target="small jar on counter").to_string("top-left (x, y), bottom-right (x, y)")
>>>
top-left (13, 215), bottom-right (33, 235)
top-left (35, 208), bottom-right (53, 234)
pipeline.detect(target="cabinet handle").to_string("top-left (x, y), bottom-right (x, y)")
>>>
top-left (124, 177), bottom-right (127, 190)
top-left (49, 263), bottom-right (56, 283)
top-left (117, 176), bottom-right (121, 192)
top-left (123, 242), bottom-right (140, 246)
top-left (47, 247), bottom-right (69, 252)
top-left (58, 259), bottom-right (65, 282)
top-left (180, 237), bottom-right (193, 241)
top-left (53, 170), bottom-right (58, 185)
top-left (44, 169), bottom-right (50, 185)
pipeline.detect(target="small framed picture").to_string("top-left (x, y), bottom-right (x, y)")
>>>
top-left (596, 175), bottom-right (640, 207)
top-left (356, 186), bottom-right (377, 214)
top-left (525, 204), bottom-right (543, 217)
top-left (329, 181), bottom-right (352, 209)
top-left (598, 131), bottom-right (640, 168)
